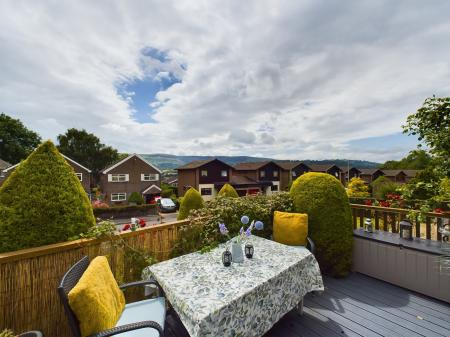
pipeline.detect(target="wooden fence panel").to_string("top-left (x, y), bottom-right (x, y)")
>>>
top-left (0, 220), bottom-right (189, 337)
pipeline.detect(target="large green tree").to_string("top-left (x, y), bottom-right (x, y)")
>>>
top-left (57, 128), bottom-right (119, 177)
top-left (403, 96), bottom-right (450, 176)
top-left (381, 149), bottom-right (432, 170)
top-left (0, 113), bottom-right (41, 164)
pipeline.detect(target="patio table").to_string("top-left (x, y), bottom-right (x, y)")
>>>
top-left (143, 235), bottom-right (324, 337)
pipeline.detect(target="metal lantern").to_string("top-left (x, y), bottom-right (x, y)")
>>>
top-left (364, 218), bottom-right (373, 233)
top-left (399, 219), bottom-right (413, 240)
top-left (222, 250), bottom-right (232, 267)
top-left (245, 243), bottom-right (254, 258)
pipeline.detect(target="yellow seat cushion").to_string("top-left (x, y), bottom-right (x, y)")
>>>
top-left (68, 256), bottom-right (125, 337)
top-left (273, 211), bottom-right (308, 246)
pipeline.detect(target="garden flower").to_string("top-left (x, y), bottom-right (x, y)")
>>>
top-left (219, 223), bottom-right (229, 235)
top-left (245, 227), bottom-right (252, 237)
top-left (255, 221), bottom-right (264, 230)
top-left (241, 215), bottom-right (249, 225)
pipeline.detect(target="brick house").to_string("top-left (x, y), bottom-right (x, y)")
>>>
top-left (100, 154), bottom-right (161, 204)
top-left (232, 161), bottom-right (283, 196)
top-left (0, 154), bottom-right (92, 197)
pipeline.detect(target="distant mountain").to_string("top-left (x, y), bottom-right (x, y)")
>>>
top-left (140, 154), bottom-right (380, 171)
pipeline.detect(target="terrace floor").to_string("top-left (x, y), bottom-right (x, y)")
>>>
top-left (166, 273), bottom-right (450, 337)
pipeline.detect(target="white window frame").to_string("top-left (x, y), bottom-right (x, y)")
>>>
top-left (273, 170), bottom-right (278, 178)
top-left (201, 170), bottom-right (208, 177)
top-left (201, 188), bottom-right (212, 196)
top-left (111, 193), bottom-right (127, 201)
top-left (260, 170), bottom-right (266, 178)
top-left (292, 171), bottom-right (297, 177)
top-left (221, 170), bottom-right (228, 177)
top-left (141, 173), bottom-right (159, 181)
top-left (75, 173), bottom-right (83, 181)
top-left (109, 174), bottom-right (128, 182)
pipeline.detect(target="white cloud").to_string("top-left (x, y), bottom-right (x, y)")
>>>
top-left (0, 0), bottom-right (449, 162)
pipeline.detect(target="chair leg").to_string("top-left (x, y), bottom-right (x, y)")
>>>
top-left (296, 298), bottom-right (304, 316)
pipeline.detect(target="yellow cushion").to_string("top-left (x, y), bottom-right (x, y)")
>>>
top-left (68, 256), bottom-right (125, 337)
top-left (273, 211), bottom-right (308, 246)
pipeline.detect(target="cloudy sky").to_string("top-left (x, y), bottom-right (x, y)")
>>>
top-left (1, 0), bottom-right (449, 162)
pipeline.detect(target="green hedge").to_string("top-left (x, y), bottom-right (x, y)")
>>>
top-left (0, 141), bottom-right (95, 253)
top-left (177, 187), bottom-right (204, 220)
top-left (94, 204), bottom-right (157, 219)
top-left (371, 176), bottom-right (399, 199)
top-left (128, 191), bottom-right (145, 205)
top-left (217, 183), bottom-right (239, 198)
top-left (290, 172), bottom-right (353, 277)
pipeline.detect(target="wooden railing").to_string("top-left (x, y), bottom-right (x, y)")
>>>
top-left (350, 204), bottom-right (450, 241)
top-left (0, 220), bottom-right (189, 337)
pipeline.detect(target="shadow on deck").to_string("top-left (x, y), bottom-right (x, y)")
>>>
top-left (166, 273), bottom-right (450, 337)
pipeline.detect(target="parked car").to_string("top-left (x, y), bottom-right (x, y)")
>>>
top-left (158, 198), bottom-right (177, 213)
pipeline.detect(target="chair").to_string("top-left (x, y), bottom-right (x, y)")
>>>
top-left (58, 256), bottom-right (165, 337)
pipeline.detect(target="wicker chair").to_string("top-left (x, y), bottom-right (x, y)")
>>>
top-left (58, 256), bottom-right (165, 337)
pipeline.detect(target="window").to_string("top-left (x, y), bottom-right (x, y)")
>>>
top-left (141, 173), bottom-right (159, 181)
top-left (109, 174), bottom-right (128, 182)
top-left (273, 170), bottom-right (278, 178)
top-left (221, 170), bottom-right (228, 177)
top-left (201, 170), bottom-right (208, 177)
top-left (75, 173), bottom-right (83, 181)
top-left (260, 170), bottom-right (265, 178)
top-left (201, 188), bottom-right (212, 196)
top-left (271, 184), bottom-right (279, 191)
top-left (292, 171), bottom-right (297, 177)
top-left (111, 193), bottom-right (126, 201)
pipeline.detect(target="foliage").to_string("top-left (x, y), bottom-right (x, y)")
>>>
top-left (371, 176), bottom-right (399, 200)
top-left (57, 128), bottom-right (119, 177)
top-left (0, 113), bottom-right (41, 164)
top-left (436, 177), bottom-right (450, 203)
top-left (381, 149), bottom-right (432, 170)
top-left (92, 200), bottom-right (109, 208)
top-left (0, 330), bottom-right (16, 337)
top-left (400, 167), bottom-right (441, 201)
top-left (403, 96), bottom-right (450, 176)
top-left (217, 183), bottom-right (239, 198)
top-left (128, 191), bottom-right (145, 205)
top-left (171, 193), bottom-right (293, 257)
top-left (93, 204), bottom-right (157, 218)
top-left (290, 172), bottom-right (353, 277)
top-left (346, 177), bottom-right (370, 198)
top-left (177, 187), bottom-right (204, 220)
top-left (161, 182), bottom-right (177, 198)
top-left (0, 141), bottom-right (95, 253)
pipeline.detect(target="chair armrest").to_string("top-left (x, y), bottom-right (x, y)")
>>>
top-left (119, 280), bottom-right (164, 297)
top-left (89, 321), bottom-right (163, 337)
top-left (306, 237), bottom-right (316, 255)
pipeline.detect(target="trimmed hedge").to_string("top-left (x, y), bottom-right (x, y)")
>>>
top-left (0, 140), bottom-right (95, 253)
top-left (217, 183), bottom-right (239, 198)
top-left (94, 204), bottom-right (157, 219)
top-left (177, 187), bottom-right (204, 220)
top-left (128, 192), bottom-right (145, 205)
top-left (290, 172), bottom-right (353, 277)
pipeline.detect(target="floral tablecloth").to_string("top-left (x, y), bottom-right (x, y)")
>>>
top-left (143, 236), bottom-right (324, 337)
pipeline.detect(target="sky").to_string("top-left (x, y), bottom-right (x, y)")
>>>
top-left (0, 0), bottom-right (449, 162)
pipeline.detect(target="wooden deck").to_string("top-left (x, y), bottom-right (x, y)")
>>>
top-left (166, 273), bottom-right (450, 337)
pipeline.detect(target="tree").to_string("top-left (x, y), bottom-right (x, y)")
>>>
top-left (403, 96), bottom-right (450, 176)
top-left (290, 172), bottom-right (353, 277)
top-left (0, 141), bottom-right (95, 253)
top-left (217, 183), bottom-right (239, 198)
top-left (177, 188), bottom-right (204, 220)
top-left (57, 128), bottom-right (119, 178)
top-left (0, 113), bottom-right (41, 164)
top-left (381, 149), bottom-right (432, 170)
top-left (347, 177), bottom-right (370, 198)
top-left (128, 192), bottom-right (144, 205)
top-left (371, 176), bottom-right (399, 200)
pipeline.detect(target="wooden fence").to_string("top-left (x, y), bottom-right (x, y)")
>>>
top-left (0, 220), bottom-right (189, 337)
top-left (350, 204), bottom-right (450, 241)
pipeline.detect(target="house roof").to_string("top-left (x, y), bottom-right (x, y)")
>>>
top-left (162, 176), bottom-right (178, 184)
top-left (233, 161), bottom-right (282, 171)
top-left (359, 168), bottom-right (383, 175)
top-left (402, 170), bottom-right (420, 177)
top-left (141, 184), bottom-right (162, 194)
top-left (0, 159), bottom-right (11, 170)
top-left (275, 161), bottom-right (306, 170)
top-left (339, 166), bottom-right (361, 174)
top-left (177, 158), bottom-right (233, 170)
top-left (380, 170), bottom-right (405, 177)
top-left (308, 164), bottom-right (341, 172)
top-left (102, 154), bottom-right (161, 174)
top-left (3, 154), bottom-right (90, 173)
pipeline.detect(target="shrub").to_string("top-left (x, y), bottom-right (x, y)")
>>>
top-left (93, 204), bottom-right (157, 219)
top-left (177, 187), bottom-right (204, 220)
top-left (128, 191), bottom-right (144, 205)
top-left (371, 176), bottom-right (398, 200)
top-left (346, 177), bottom-right (369, 198)
top-left (0, 329), bottom-right (16, 337)
top-left (217, 183), bottom-right (239, 198)
top-left (290, 172), bottom-right (353, 277)
top-left (0, 141), bottom-right (95, 253)
top-left (171, 192), bottom-right (293, 257)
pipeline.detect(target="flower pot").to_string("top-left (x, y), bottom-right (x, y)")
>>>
top-left (231, 242), bottom-right (244, 263)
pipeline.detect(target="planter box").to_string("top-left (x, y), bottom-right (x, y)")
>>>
top-left (353, 229), bottom-right (450, 303)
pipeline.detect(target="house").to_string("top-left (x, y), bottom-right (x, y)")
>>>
top-left (402, 170), bottom-right (420, 182)
top-left (233, 161), bottom-right (283, 195)
top-left (0, 154), bottom-right (92, 198)
top-left (100, 154), bottom-right (161, 204)
top-left (339, 166), bottom-right (362, 183)
top-left (308, 164), bottom-right (344, 183)
top-left (177, 159), bottom-right (233, 200)
top-left (276, 161), bottom-right (311, 190)
top-left (380, 170), bottom-right (407, 183)
top-left (162, 175), bottom-right (178, 187)
top-left (359, 168), bottom-right (384, 184)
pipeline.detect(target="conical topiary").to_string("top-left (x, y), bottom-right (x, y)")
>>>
top-left (0, 140), bottom-right (95, 253)
top-left (217, 183), bottom-right (239, 198)
top-left (177, 187), bottom-right (204, 220)
top-left (290, 172), bottom-right (353, 277)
